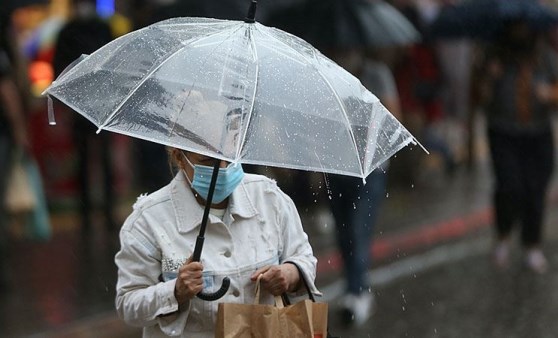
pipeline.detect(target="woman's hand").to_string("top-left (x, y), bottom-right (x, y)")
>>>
top-left (174, 258), bottom-right (204, 304)
top-left (250, 263), bottom-right (301, 296)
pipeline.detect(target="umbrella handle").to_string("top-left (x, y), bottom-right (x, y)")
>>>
top-left (192, 236), bottom-right (231, 301)
top-left (197, 277), bottom-right (231, 301)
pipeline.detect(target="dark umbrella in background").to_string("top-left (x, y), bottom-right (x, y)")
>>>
top-left (266, 0), bottom-right (420, 51)
top-left (152, 0), bottom-right (303, 22)
top-left (429, 0), bottom-right (558, 40)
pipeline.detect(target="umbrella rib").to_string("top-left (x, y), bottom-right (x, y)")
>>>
top-left (95, 26), bottom-right (239, 133)
top-left (234, 24), bottom-right (259, 161)
top-left (258, 27), bottom-right (364, 177)
top-left (312, 65), bottom-right (364, 178)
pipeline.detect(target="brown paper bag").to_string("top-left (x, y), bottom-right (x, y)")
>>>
top-left (215, 276), bottom-right (328, 338)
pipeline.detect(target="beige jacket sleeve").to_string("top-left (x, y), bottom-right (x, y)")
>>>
top-left (276, 189), bottom-right (320, 296)
top-left (115, 221), bottom-right (190, 336)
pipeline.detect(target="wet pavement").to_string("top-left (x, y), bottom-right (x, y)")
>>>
top-left (2, 146), bottom-right (558, 337)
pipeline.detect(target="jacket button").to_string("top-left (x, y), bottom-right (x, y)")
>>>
top-left (223, 250), bottom-right (231, 257)
top-left (233, 290), bottom-right (240, 297)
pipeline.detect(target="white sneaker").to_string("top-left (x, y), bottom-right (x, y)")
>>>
top-left (493, 240), bottom-right (511, 269)
top-left (340, 291), bottom-right (375, 327)
top-left (525, 248), bottom-right (548, 274)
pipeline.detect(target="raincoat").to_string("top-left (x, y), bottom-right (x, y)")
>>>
top-left (115, 171), bottom-right (319, 337)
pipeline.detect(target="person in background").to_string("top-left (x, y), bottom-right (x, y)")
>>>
top-left (397, 1), bottom-right (457, 176)
top-left (327, 47), bottom-right (402, 327)
top-left (52, 0), bottom-right (116, 232)
top-left (474, 20), bottom-right (557, 273)
top-left (115, 139), bottom-right (319, 336)
top-left (0, 16), bottom-right (29, 288)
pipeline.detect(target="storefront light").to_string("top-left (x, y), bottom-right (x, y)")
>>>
top-left (96, 0), bottom-right (114, 18)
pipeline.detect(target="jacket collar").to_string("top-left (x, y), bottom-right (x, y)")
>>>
top-left (170, 171), bottom-right (258, 233)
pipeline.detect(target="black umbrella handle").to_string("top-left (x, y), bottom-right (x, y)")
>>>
top-left (197, 276), bottom-right (231, 301)
top-left (192, 159), bottom-right (231, 301)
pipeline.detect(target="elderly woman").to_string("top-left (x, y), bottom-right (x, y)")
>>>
top-left (115, 148), bottom-right (318, 337)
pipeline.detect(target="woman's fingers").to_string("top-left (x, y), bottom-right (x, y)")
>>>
top-left (255, 265), bottom-right (290, 295)
top-left (175, 261), bottom-right (205, 302)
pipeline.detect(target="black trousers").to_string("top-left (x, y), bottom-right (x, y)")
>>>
top-left (488, 127), bottom-right (555, 246)
top-left (74, 118), bottom-right (115, 231)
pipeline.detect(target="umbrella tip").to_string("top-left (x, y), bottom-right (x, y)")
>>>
top-left (244, 0), bottom-right (257, 23)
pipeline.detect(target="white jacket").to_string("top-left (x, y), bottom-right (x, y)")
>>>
top-left (115, 171), bottom-right (318, 337)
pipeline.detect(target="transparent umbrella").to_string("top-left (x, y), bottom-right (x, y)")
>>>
top-left (43, 1), bottom-right (423, 300)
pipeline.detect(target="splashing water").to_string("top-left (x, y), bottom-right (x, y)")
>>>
top-left (323, 172), bottom-right (333, 200)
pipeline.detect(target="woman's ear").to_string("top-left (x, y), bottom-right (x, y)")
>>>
top-left (168, 147), bottom-right (187, 171)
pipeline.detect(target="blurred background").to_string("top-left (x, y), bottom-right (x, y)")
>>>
top-left (1, 0), bottom-right (558, 336)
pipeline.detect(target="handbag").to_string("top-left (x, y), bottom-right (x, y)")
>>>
top-left (283, 264), bottom-right (338, 338)
top-left (23, 154), bottom-right (51, 241)
top-left (215, 267), bottom-right (329, 338)
top-left (4, 150), bottom-right (36, 214)
top-left (4, 150), bottom-right (51, 241)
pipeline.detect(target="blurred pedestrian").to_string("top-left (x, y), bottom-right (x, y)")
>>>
top-left (0, 16), bottom-right (29, 288)
top-left (397, 1), bottom-right (457, 176)
top-left (327, 47), bottom-right (402, 327)
top-left (52, 0), bottom-right (117, 231)
top-left (474, 20), bottom-right (558, 273)
top-left (115, 146), bottom-right (319, 337)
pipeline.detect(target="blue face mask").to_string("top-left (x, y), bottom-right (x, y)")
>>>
top-left (183, 154), bottom-right (244, 204)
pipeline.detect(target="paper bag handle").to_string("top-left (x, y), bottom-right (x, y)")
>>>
top-left (254, 274), bottom-right (285, 308)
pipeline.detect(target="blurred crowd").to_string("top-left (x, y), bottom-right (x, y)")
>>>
top-left (1, 0), bottom-right (558, 330)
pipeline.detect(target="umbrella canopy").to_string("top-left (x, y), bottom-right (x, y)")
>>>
top-left (430, 0), bottom-right (558, 40)
top-left (43, 17), bottom-right (419, 180)
top-left (265, 0), bottom-right (420, 51)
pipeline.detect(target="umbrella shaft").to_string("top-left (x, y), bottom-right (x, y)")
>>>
top-left (192, 159), bottom-right (221, 261)
top-left (245, 0), bottom-right (257, 23)
top-left (193, 236), bottom-right (205, 262)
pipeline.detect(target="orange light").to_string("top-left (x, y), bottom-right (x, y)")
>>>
top-left (28, 61), bottom-right (54, 96)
